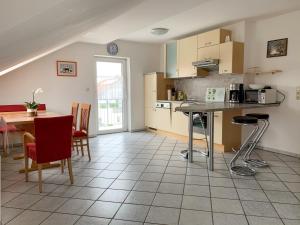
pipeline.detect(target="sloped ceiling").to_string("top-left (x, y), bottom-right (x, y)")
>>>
top-left (1, 0), bottom-right (300, 76)
top-left (0, 0), bottom-right (144, 75)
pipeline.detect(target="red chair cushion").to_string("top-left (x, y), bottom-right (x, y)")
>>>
top-left (26, 143), bottom-right (37, 161)
top-left (0, 124), bottom-right (17, 133)
top-left (73, 130), bottom-right (87, 138)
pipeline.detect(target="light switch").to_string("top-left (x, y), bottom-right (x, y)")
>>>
top-left (296, 87), bottom-right (300, 100)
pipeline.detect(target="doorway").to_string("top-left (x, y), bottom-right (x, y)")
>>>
top-left (96, 57), bottom-right (128, 134)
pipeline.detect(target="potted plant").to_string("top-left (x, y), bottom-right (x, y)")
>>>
top-left (25, 88), bottom-right (43, 116)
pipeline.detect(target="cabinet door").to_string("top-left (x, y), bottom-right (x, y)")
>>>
top-left (198, 29), bottom-right (231, 48)
top-left (144, 74), bottom-right (157, 108)
top-left (178, 35), bottom-right (197, 77)
top-left (156, 108), bottom-right (172, 132)
top-left (219, 42), bottom-right (233, 74)
top-left (171, 104), bottom-right (188, 136)
top-left (198, 29), bottom-right (220, 48)
top-left (197, 45), bottom-right (220, 61)
top-left (145, 107), bottom-right (156, 129)
top-left (165, 42), bottom-right (178, 78)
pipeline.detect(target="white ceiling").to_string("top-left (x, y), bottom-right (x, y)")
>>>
top-left (1, 0), bottom-right (300, 76)
top-left (81, 0), bottom-right (300, 44)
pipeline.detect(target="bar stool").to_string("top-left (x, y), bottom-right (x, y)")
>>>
top-left (243, 113), bottom-right (270, 167)
top-left (230, 116), bottom-right (259, 176)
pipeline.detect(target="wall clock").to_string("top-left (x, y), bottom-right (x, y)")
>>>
top-left (107, 42), bottom-right (118, 55)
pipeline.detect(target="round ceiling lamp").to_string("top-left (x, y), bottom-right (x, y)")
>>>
top-left (151, 28), bottom-right (169, 35)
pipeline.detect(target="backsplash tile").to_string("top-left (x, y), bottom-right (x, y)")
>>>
top-left (175, 72), bottom-right (244, 101)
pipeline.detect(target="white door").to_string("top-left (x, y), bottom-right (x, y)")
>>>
top-left (96, 57), bottom-right (128, 134)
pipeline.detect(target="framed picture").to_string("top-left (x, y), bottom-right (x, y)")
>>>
top-left (56, 61), bottom-right (77, 76)
top-left (267, 38), bottom-right (288, 58)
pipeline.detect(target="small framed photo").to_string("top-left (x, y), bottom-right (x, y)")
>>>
top-left (267, 38), bottom-right (288, 58)
top-left (56, 61), bottom-right (77, 77)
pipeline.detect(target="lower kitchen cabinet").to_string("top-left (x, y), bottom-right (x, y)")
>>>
top-left (145, 107), bottom-right (157, 129)
top-left (156, 108), bottom-right (172, 132)
top-left (145, 102), bottom-right (241, 152)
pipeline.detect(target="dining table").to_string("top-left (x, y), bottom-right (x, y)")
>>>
top-left (0, 110), bottom-right (63, 173)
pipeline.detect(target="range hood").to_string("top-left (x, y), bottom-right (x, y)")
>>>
top-left (192, 59), bottom-right (219, 71)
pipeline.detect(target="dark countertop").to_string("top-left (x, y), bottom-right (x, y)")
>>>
top-left (175, 102), bottom-right (281, 113)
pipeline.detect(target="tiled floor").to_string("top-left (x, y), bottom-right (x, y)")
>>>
top-left (1, 131), bottom-right (300, 225)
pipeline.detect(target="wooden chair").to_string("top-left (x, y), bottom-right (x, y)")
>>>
top-left (71, 102), bottom-right (79, 131)
top-left (24, 115), bottom-right (74, 192)
top-left (73, 103), bottom-right (91, 161)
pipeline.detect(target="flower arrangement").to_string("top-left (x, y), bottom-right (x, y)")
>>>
top-left (25, 88), bottom-right (43, 116)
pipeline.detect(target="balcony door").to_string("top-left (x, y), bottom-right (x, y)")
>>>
top-left (96, 57), bottom-right (127, 134)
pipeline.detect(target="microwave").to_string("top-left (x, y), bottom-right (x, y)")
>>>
top-left (245, 89), bottom-right (277, 104)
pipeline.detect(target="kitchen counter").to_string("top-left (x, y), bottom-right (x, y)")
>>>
top-left (175, 102), bottom-right (281, 113)
top-left (175, 101), bottom-right (281, 171)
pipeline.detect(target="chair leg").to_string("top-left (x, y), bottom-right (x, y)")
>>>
top-left (80, 139), bottom-right (84, 156)
top-left (61, 160), bottom-right (64, 173)
top-left (86, 138), bottom-right (91, 162)
top-left (67, 158), bottom-right (74, 184)
top-left (38, 164), bottom-right (42, 193)
top-left (76, 140), bottom-right (79, 155)
top-left (24, 154), bottom-right (29, 182)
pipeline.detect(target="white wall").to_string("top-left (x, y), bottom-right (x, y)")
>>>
top-left (0, 41), bottom-right (162, 135)
top-left (245, 10), bottom-right (300, 155)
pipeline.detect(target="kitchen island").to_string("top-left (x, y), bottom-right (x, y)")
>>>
top-left (176, 102), bottom-right (280, 171)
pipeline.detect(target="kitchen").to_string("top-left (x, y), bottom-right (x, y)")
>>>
top-left (144, 25), bottom-right (287, 173)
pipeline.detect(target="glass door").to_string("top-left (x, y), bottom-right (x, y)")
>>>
top-left (96, 57), bottom-right (127, 133)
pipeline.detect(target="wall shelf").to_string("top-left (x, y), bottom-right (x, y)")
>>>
top-left (246, 67), bottom-right (282, 75)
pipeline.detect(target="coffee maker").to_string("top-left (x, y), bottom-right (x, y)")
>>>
top-left (228, 83), bottom-right (244, 103)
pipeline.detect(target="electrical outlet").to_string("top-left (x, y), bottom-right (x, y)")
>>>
top-left (296, 87), bottom-right (300, 100)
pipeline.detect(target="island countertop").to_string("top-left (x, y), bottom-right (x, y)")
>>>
top-left (175, 102), bottom-right (281, 113)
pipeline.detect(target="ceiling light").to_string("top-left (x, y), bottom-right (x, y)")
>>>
top-left (151, 28), bottom-right (169, 36)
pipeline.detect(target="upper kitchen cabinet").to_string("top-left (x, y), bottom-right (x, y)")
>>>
top-left (197, 45), bottom-right (220, 61)
top-left (165, 41), bottom-right (178, 78)
top-left (198, 28), bottom-right (231, 48)
top-left (177, 35), bottom-right (197, 77)
top-left (177, 35), bottom-right (208, 77)
top-left (219, 41), bottom-right (244, 74)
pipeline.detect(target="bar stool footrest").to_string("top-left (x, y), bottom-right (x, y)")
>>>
top-left (230, 165), bottom-right (256, 176)
top-left (244, 159), bottom-right (268, 168)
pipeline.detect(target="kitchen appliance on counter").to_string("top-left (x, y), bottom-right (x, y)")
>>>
top-left (245, 88), bottom-right (277, 104)
top-left (205, 88), bottom-right (225, 102)
top-left (228, 83), bottom-right (244, 103)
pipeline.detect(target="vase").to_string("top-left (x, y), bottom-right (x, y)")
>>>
top-left (27, 108), bottom-right (37, 117)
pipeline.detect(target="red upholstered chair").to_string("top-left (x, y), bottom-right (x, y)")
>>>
top-left (24, 115), bottom-right (74, 192)
top-left (73, 103), bottom-right (91, 161)
top-left (0, 117), bottom-right (17, 156)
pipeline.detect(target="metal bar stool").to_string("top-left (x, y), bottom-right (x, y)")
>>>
top-left (243, 113), bottom-right (270, 167)
top-left (230, 116), bottom-right (259, 176)
top-left (180, 101), bottom-right (209, 159)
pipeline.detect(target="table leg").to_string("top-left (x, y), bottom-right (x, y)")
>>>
top-left (208, 111), bottom-right (214, 171)
top-left (188, 112), bottom-right (193, 163)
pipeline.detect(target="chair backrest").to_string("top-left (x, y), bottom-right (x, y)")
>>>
top-left (79, 103), bottom-right (91, 135)
top-left (71, 102), bottom-right (79, 130)
top-left (0, 104), bottom-right (46, 112)
top-left (34, 115), bottom-right (73, 164)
